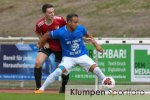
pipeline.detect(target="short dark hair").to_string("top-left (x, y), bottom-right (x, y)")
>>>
top-left (66, 13), bottom-right (78, 22)
top-left (42, 4), bottom-right (54, 13)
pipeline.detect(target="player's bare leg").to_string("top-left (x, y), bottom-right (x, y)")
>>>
top-left (34, 52), bottom-right (48, 90)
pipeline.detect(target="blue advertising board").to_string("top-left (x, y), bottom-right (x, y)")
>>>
top-left (0, 44), bottom-right (57, 80)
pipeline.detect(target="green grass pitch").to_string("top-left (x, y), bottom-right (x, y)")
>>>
top-left (0, 93), bottom-right (64, 100)
top-left (0, 93), bottom-right (149, 100)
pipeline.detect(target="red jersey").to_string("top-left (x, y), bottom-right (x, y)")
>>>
top-left (35, 16), bottom-right (66, 51)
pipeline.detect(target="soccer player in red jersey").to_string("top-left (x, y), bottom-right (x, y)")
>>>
top-left (34, 4), bottom-right (69, 93)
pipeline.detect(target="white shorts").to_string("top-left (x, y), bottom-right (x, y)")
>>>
top-left (59, 54), bottom-right (96, 75)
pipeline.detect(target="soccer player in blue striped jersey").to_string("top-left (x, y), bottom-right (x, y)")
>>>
top-left (34, 13), bottom-right (106, 93)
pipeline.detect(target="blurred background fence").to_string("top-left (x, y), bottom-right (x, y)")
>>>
top-left (0, 37), bottom-right (150, 90)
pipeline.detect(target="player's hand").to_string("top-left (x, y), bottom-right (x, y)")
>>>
top-left (96, 46), bottom-right (103, 53)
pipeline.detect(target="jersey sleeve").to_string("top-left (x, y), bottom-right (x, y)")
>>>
top-left (49, 29), bottom-right (60, 39)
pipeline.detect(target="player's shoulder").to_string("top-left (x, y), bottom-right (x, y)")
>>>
top-left (36, 17), bottom-right (45, 27)
top-left (54, 16), bottom-right (65, 21)
top-left (77, 24), bottom-right (86, 30)
top-left (56, 25), bottom-right (66, 32)
top-left (52, 26), bottom-right (66, 35)
top-left (51, 26), bottom-right (66, 37)
top-left (52, 25), bottom-right (65, 31)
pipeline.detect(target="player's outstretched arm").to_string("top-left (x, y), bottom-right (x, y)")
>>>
top-left (38, 32), bottom-right (50, 49)
top-left (85, 33), bottom-right (103, 53)
top-left (83, 37), bottom-right (93, 43)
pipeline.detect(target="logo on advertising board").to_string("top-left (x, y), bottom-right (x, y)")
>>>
top-left (131, 45), bottom-right (150, 82)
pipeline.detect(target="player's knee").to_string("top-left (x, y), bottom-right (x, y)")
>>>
top-left (59, 65), bottom-right (67, 73)
top-left (62, 74), bottom-right (69, 80)
top-left (89, 64), bottom-right (97, 72)
top-left (35, 60), bottom-right (42, 68)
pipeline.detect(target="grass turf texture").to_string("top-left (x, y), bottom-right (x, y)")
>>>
top-left (0, 93), bottom-right (149, 100)
top-left (0, 93), bottom-right (64, 100)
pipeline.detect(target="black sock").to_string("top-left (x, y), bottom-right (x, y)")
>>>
top-left (34, 67), bottom-right (42, 89)
top-left (61, 74), bottom-right (69, 88)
